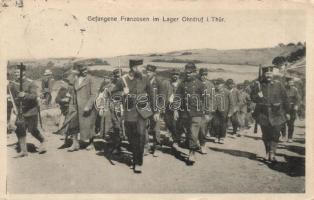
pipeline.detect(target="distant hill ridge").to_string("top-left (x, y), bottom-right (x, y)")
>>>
top-left (8, 45), bottom-right (303, 69)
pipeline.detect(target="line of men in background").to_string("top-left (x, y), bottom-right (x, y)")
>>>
top-left (7, 59), bottom-right (302, 173)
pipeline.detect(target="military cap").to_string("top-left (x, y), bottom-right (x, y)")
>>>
top-left (129, 59), bottom-right (143, 68)
top-left (214, 78), bottom-right (225, 85)
top-left (261, 66), bottom-right (274, 74)
top-left (199, 68), bottom-right (208, 75)
top-left (112, 68), bottom-right (122, 77)
top-left (44, 69), bottom-right (52, 76)
top-left (243, 80), bottom-right (250, 85)
top-left (170, 68), bottom-right (180, 75)
top-left (74, 63), bottom-right (87, 72)
top-left (225, 78), bottom-right (234, 86)
top-left (185, 62), bottom-right (197, 73)
top-left (146, 64), bottom-right (157, 72)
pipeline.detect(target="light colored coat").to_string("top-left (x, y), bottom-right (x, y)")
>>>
top-left (74, 75), bottom-right (97, 141)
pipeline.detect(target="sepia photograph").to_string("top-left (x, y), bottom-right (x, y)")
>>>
top-left (1, 0), bottom-right (313, 198)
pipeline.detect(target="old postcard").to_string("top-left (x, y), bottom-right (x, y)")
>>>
top-left (0, 0), bottom-right (313, 199)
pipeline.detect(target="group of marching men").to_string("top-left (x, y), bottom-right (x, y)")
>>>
top-left (7, 59), bottom-right (301, 173)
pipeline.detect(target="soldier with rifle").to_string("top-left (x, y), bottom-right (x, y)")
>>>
top-left (54, 71), bottom-right (80, 151)
top-left (10, 63), bottom-right (47, 157)
top-left (251, 65), bottom-right (289, 162)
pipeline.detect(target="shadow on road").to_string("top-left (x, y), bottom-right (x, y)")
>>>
top-left (9, 142), bottom-right (38, 154)
top-left (209, 147), bottom-right (305, 177)
top-left (94, 140), bottom-right (133, 167)
top-left (160, 146), bottom-right (190, 165)
top-left (274, 153), bottom-right (305, 177)
top-left (243, 134), bottom-right (262, 141)
top-left (293, 138), bottom-right (305, 145)
top-left (278, 144), bottom-right (305, 156)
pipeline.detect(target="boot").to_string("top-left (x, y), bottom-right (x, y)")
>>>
top-left (18, 136), bottom-right (28, 157)
top-left (263, 140), bottom-right (270, 160)
top-left (38, 139), bottom-right (47, 154)
top-left (200, 144), bottom-right (207, 154)
top-left (68, 134), bottom-right (79, 152)
top-left (85, 137), bottom-right (95, 151)
top-left (134, 165), bottom-right (142, 173)
top-left (188, 150), bottom-right (196, 163)
top-left (85, 143), bottom-right (95, 151)
top-left (269, 141), bottom-right (278, 162)
top-left (152, 143), bottom-right (161, 157)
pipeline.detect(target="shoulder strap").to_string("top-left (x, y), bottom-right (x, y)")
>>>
top-left (121, 74), bottom-right (128, 89)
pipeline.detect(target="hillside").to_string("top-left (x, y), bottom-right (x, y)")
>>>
top-left (8, 45), bottom-right (302, 69)
top-left (7, 44), bottom-right (304, 82)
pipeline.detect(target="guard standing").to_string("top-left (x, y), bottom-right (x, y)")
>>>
top-left (251, 65), bottom-right (289, 162)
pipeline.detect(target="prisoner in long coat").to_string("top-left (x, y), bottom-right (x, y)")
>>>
top-left (74, 69), bottom-right (97, 141)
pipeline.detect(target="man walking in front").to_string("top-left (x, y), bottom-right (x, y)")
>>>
top-left (174, 63), bottom-right (206, 164)
top-left (251, 65), bottom-right (289, 162)
top-left (111, 59), bottom-right (158, 173)
top-left (10, 66), bottom-right (47, 157)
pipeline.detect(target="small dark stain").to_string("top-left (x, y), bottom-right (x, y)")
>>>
top-left (64, 23), bottom-right (69, 27)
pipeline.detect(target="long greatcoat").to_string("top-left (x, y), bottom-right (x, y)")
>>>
top-left (74, 75), bottom-right (97, 141)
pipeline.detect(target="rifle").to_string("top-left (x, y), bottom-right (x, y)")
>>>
top-left (53, 109), bottom-right (77, 134)
top-left (253, 65), bottom-right (262, 134)
top-left (8, 84), bottom-right (18, 115)
top-left (118, 58), bottom-right (127, 140)
top-left (15, 63), bottom-right (26, 136)
top-left (37, 105), bottom-right (44, 130)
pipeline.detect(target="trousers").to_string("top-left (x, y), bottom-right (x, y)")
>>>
top-left (199, 115), bottom-right (211, 146)
top-left (281, 109), bottom-right (296, 139)
top-left (15, 115), bottom-right (45, 142)
top-left (230, 111), bottom-right (240, 134)
top-left (164, 109), bottom-right (182, 143)
top-left (148, 115), bottom-right (161, 146)
top-left (125, 117), bottom-right (147, 166)
top-left (180, 116), bottom-right (202, 150)
top-left (260, 123), bottom-right (281, 142)
top-left (211, 111), bottom-right (228, 139)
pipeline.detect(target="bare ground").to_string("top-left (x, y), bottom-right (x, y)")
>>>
top-left (6, 117), bottom-right (305, 194)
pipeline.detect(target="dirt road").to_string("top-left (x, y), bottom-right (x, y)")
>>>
top-left (6, 119), bottom-right (305, 193)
